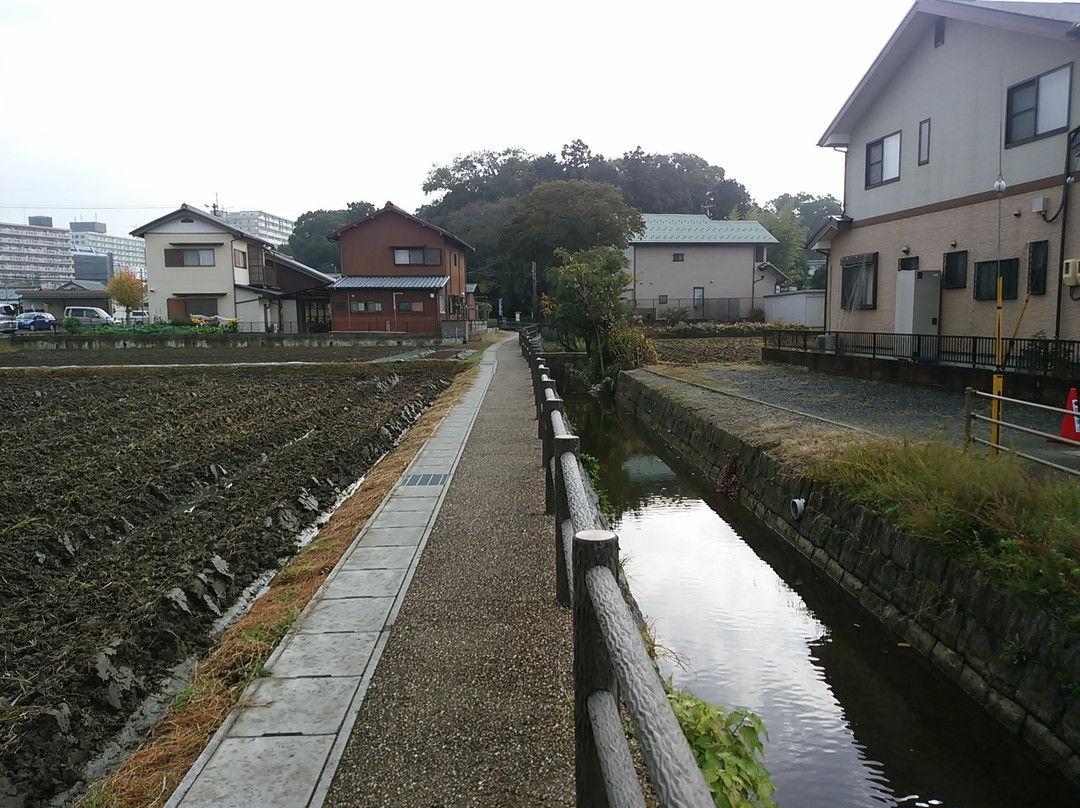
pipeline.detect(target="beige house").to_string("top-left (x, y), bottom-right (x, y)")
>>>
top-left (627, 214), bottom-right (782, 322)
top-left (811, 0), bottom-right (1080, 342)
top-left (133, 204), bottom-right (334, 333)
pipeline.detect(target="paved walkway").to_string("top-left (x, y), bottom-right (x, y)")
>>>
top-left (165, 337), bottom-right (574, 808)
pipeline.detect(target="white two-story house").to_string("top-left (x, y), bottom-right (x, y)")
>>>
top-left (810, 0), bottom-right (1080, 342)
top-left (133, 204), bottom-right (334, 332)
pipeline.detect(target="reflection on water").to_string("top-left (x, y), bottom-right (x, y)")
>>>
top-left (565, 390), bottom-right (1078, 808)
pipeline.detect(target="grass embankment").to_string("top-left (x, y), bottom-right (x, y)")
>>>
top-left (797, 436), bottom-right (1080, 631)
top-left (77, 340), bottom-right (499, 808)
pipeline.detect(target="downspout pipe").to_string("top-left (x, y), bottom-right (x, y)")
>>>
top-left (1054, 126), bottom-right (1080, 340)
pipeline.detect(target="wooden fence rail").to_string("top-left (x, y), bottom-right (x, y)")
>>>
top-left (518, 326), bottom-right (712, 808)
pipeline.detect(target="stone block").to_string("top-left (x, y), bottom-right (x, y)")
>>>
top-left (824, 558), bottom-right (844, 584)
top-left (1016, 661), bottom-right (1067, 728)
top-left (858, 586), bottom-right (886, 618)
top-left (905, 622), bottom-right (937, 658)
top-left (1021, 715), bottom-right (1074, 768)
top-left (891, 532), bottom-right (919, 571)
top-left (929, 602), bottom-right (965, 648)
top-left (912, 542), bottom-right (947, 583)
top-left (959, 664), bottom-right (991, 706)
top-left (986, 690), bottom-right (1027, 734)
top-left (956, 619), bottom-right (994, 681)
top-left (1061, 694), bottom-right (1080, 755)
top-left (930, 641), bottom-right (964, 681)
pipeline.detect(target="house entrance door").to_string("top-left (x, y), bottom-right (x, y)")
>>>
top-left (894, 269), bottom-right (941, 359)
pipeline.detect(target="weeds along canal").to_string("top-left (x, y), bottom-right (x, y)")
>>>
top-left (563, 387), bottom-right (1079, 807)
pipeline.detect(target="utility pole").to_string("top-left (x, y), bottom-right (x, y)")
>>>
top-left (531, 261), bottom-right (538, 321)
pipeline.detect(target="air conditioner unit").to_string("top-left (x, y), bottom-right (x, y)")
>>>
top-left (817, 333), bottom-right (836, 352)
top-left (1064, 258), bottom-right (1080, 287)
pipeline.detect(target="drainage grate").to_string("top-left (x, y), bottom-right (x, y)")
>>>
top-left (479, 360), bottom-right (495, 366)
top-left (402, 473), bottom-right (449, 487)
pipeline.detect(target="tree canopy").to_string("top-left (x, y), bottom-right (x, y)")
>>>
top-left (736, 192), bottom-right (842, 289)
top-left (285, 201), bottom-right (376, 273)
top-left (105, 270), bottom-right (146, 316)
top-left (497, 180), bottom-right (645, 315)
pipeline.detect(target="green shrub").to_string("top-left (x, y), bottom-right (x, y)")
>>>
top-left (667, 690), bottom-right (777, 807)
top-left (63, 317), bottom-right (82, 334)
top-left (169, 316), bottom-right (189, 327)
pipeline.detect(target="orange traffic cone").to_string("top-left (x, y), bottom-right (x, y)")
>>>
top-left (1049, 387), bottom-right (1080, 445)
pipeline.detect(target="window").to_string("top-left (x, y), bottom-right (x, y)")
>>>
top-left (866, 132), bottom-right (901, 187)
top-left (693, 287), bottom-right (704, 309)
top-left (918, 119), bottom-right (931, 165)
top-left (167, 297), bottom-right (218, 318)
top-left (672, 253), bottom-right (685, 262)
top-left (898, 256), bottom-right (919, 272)
top-left (974, 259), bottom-right (1019, 300)
top-left (397, 300), bottom-right (424, 312)
top-left (658, 294), bottom-right (668, 304)
top-left (233, 249), bottom-right (247, 268)
top-left (943, 250), bottom-right (968, 289)
top-left (934, 16), bottom-right (945, 47)
top-left (393, 247), bottom-right (442, 265)
top-left (1006, 64), bottom-right (1071, 147)
top-left (350, 300), bottom-right (382, 312)
top-left (1029, 240), bottom-right (1049, 295)
top-left (164, 248), bottom-right (215, 267)
top-left (754, 245), bottom-right (765, 262)
top-left (840, 253), bottom-right (878, 310)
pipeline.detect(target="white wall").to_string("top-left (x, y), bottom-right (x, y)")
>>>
top-left (764, 290), bottom-right (825, 327)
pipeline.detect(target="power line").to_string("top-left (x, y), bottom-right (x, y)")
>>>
top-left (0, 204), bottom-right (175, 210)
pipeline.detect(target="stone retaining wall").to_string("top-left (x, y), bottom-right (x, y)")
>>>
top-left (615, 369), bottom-right (1080, 785)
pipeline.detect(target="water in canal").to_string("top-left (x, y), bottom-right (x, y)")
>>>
top-left (565, 390), bottom-right (1078, 807)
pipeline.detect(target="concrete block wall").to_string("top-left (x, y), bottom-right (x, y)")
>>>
top-left (616, 370), bottom-right (1080, 785)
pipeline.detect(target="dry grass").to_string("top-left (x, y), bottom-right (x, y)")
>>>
top-left (744, 420), bottom-right (872, 470)
top-left (76, 359), bottom-right (484, 808)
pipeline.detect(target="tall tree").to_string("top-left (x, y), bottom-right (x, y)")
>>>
top-left (105, 270), bottom-right (146, 319)
top-left (286, 202), bottom-right (375, 273)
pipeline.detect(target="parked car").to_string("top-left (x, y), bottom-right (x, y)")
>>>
top-left (130, 310), bottom-right (149, 324)
top-left (17, 312), bottom-right (57, 331)
top-left (64, 306), bottom-right (115, 328)
top-left (0, 313), bottom-right (16, 333)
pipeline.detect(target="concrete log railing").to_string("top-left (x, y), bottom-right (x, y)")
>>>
top-left (519, 326), bottom-right (712, 808)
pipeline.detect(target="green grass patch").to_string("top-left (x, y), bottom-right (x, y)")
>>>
top-left (814, 438), bottom-right (1080, 628)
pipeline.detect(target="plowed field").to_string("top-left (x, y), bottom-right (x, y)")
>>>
top-left (0, 361), bottom-right (462, 805)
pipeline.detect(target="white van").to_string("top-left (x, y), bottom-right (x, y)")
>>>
top-left (64, 306), bottom-right (116, 328)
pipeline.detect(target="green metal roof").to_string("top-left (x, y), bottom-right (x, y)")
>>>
top-left (631, 214), bottom-right (778, 245)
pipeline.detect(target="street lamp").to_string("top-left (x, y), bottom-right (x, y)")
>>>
top-left (393, 291), bottom-right (402, 332)
top-left (991, 174), bottom-right (1006, 455)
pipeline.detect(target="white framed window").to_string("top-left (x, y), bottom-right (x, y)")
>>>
top-left (1006, 64), bottom-right (1071, 147)
top-left (866, 132), bottom-right (901, 188)
top-left (350, 300), bottom-right (382, 312)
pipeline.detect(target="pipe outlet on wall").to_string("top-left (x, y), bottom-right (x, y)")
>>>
top-left (790, 498), bottom-right (806, 520)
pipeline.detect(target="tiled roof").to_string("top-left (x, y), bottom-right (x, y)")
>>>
top-left (329, 276), bottom-right (450, 290)
top-left (631, 214), bottom-right (778, 245)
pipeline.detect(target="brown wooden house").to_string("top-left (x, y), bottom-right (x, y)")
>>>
top-left (327, 202), bottom-right (473, 334)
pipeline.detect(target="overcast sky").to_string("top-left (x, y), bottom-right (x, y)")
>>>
top-left (1, 0), bottom-right (924, 237)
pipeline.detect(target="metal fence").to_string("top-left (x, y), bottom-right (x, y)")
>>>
top-left (964, 388), bottom-right (1080, 477)
top-left (519, 326), bottom-right (712, 808)
top-left (764, 329), bottom-right (1080, 379)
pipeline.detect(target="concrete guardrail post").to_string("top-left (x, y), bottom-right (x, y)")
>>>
top-left (573, 529), bottom-right (620, 808)
top-left (553, 433), bottom-right (580, 607)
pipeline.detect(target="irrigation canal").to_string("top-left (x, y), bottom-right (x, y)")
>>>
top-left (564, 388), bottom-right (1079, 807)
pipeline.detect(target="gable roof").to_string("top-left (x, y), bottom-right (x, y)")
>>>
top-left (819, 0), bottom-right (1080, 147)
top-left (130, 203), bottom-right (271, 245)
top-left (630, 213), bottom-right (778, 245)
top-left (327, 202), bottom-right (475, 251)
